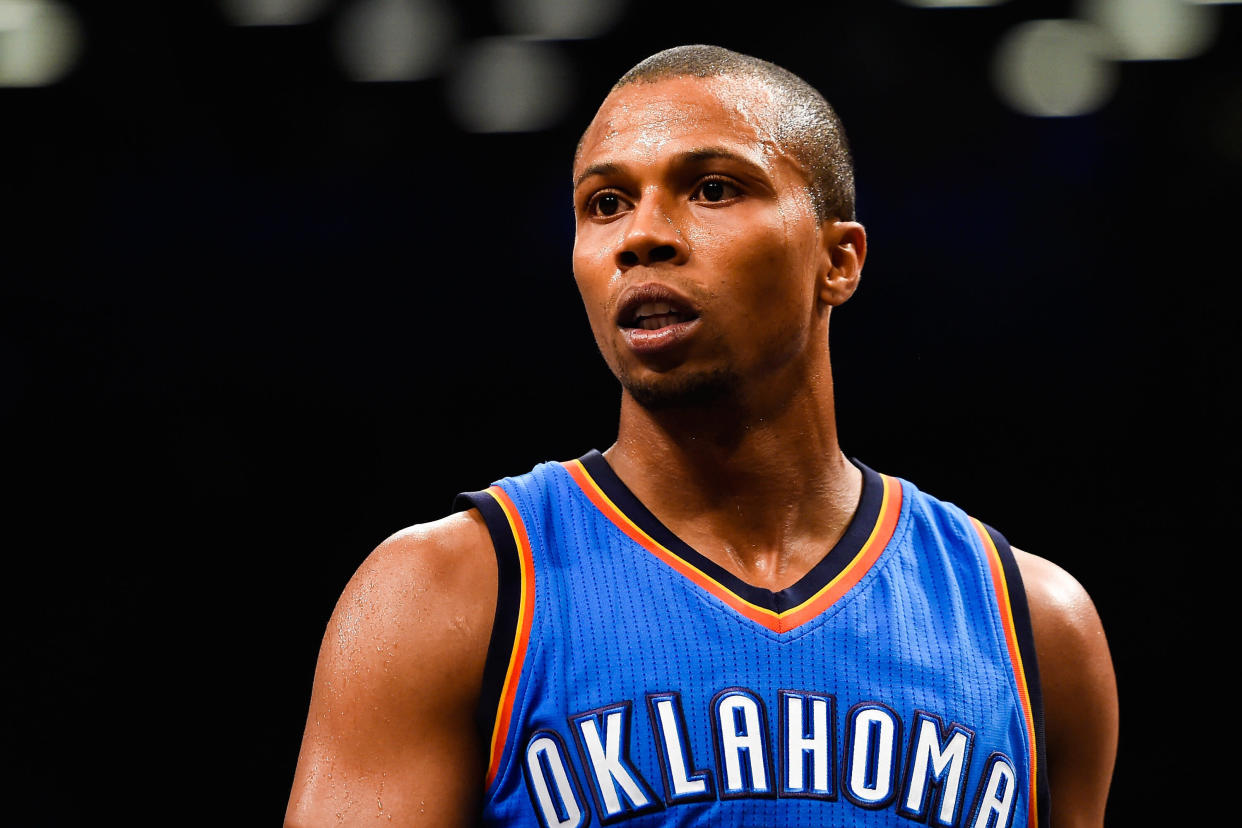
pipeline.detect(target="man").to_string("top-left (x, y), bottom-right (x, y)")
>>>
top-left (286, 45), bottom-right (1117, 827)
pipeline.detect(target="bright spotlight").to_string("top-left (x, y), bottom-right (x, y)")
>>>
top-left (334, 0), bottom-right (456, 82)
top-left (993, 19), bottom-right (1118, 117)
top-left (1078, 0), bottom-right (1220, 61)
top-left (0, 0), bottom-right (82, 87)
top-left (447, 38), bottom-right (572, 133)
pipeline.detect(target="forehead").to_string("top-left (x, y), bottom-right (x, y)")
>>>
top-left (575, 75), bottom-right (790, 178)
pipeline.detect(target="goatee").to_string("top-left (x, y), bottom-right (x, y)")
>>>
top-left (621, 367), bottom-right (741, 411)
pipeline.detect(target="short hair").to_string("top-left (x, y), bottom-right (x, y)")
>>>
top-left (600, 44), bottom-right (855, 222)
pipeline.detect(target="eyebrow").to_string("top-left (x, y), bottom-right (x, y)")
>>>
top-left (574, 162), bottom-right (622, 192)
top-left (573, 147), bottom-right (767, 192)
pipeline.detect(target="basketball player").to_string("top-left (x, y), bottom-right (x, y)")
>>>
top-left (286, 46), bottom-right (1117, 827)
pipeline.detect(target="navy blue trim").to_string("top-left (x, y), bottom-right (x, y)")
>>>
top-left (645, 692), bottom-right (715, 806)
top-left (453, 489), bottom-right (523, 757)
top-left (577, 450), bottom-right (885, 613)
top-left (986, 524), bottom-right (1050, 828)
top-left (842, 701), bottom-right (904, 810)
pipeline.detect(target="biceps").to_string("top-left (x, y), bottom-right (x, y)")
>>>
top-left (1042, 605), bottom-right (1118, 827)
top-left (285, 524), bottom-right (496, 826)
top-left (286, 661), bottom-right (485, 826)
top-left (286, 607), bottom-right (488, 824)
top-left (287, 715), bottom-right (483, 826)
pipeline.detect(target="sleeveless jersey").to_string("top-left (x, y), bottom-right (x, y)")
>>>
top-left (455, 451), bottom-right (1049, 828)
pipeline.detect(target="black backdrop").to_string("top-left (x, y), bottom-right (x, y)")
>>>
top-left (4, 1), bottom-right (1238, 823)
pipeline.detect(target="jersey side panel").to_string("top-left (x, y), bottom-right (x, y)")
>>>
top-left (977, 520), bottom-right (1050, 828)
top-left (905, 490), bottom-right (1040, 828)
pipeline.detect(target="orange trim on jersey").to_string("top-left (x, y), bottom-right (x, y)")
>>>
top-left (483, 486), bottom-right (537, 790)
top-left (972, 517), bottom-right (1039, 828)
top-left (563, 459), bottom-right (903, 634)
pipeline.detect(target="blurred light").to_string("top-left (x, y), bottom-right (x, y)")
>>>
top-left (1184, 0), bottom-right (1242, 5)
top-left (0, 0), bottom-right (81, 87)
top-left (900, 0), bottom-right (1010, 6)
top-left (1078, 0), bottom-right (1219, 60)
top-left (447, 38), bottom-right (572, 133)
top-left (496, 0), bottom-right (626, 39)
top-left (219, 0), bottom-right (329, 26)
top-left (334, 0), bottom-right (455, 82)
top-left (993, 19), bottom-right (1118, 117)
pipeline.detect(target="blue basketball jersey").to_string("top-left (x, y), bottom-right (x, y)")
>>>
top-left (455, 451), bottom-right (1048, 828)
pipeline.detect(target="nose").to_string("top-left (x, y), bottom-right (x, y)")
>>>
top-left (615, 194), bottom-right (690, 270)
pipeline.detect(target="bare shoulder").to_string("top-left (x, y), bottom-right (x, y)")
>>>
top-left (285, 509), bottom-right (498, 827)
top-left (1012, 548), bottom-right (1118, 828)
top-left (324, 509), bottom-right (498, 695)
top-left (1011, 548), bottom-right (1116, 702)
top-left (344, 509), bottom-right (498, 643)
top-left (1012, 549), bottom-right (1110, 647)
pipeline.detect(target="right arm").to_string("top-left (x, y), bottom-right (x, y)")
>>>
top-left (1014, 548), bottom-right (1118, 828)
top-left (285, 509), bottom-right (498, 827)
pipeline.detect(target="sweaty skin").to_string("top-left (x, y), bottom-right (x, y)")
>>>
top-left (285, 74), bottom-right (1118, 827)
top-left (572, 75), bottom-right (864, 588)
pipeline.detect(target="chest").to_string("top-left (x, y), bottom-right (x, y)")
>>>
top-left (488, 519), bottom-right (1030, 828)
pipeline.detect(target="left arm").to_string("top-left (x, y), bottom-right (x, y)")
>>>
top-left (1014, 549), bottom-right (1119, 828)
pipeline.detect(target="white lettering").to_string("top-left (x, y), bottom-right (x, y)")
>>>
top-left (653, 698), bottom-right (709, 797)
top-left (576, 711), bottom-right (651, 816)
top-left (971, 755), bottom-right (1017, 828)
top-left (902, 715), bottom-right (971, 825)
top-left (716, 692), bottom-right (770, 793)
top-left (846, 705), bottom-right (898, 805)
top-left (785, 694), bottom-right (832, 795)
top-left (526, 734), bottom-right (585, 828)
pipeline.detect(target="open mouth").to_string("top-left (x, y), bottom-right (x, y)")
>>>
top-left (617, 286), bottom-right (701, 332)
top-left (623, 301), bottom-right (699, 330)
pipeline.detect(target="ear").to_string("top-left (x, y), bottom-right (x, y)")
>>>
top-left (818, 220), bottom-right (866, 307)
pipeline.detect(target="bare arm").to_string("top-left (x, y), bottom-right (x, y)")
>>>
top-left (1014, 549), bottom-right (1118, 828)
top-left (285, 510), bottom-right (498, 827)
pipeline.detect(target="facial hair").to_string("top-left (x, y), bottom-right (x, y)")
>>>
top-left (619, 365), bottom-right (741, 411)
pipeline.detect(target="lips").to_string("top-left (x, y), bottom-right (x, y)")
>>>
top-left (615, 283), bottom-right (702, 357)
top-left (630, 301), bottom-right (694, 330)
top-left (616, 285), bottom-right (700, 331)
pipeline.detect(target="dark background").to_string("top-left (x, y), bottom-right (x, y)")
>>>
top-left (4, 0), bottom-right (1237, 823)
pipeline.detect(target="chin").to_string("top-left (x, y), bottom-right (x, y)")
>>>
top-left (621, 367), bottom-right (741, 411)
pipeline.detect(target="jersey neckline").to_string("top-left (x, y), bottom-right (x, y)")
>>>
top-left (562, 450), bottom-right (903, 634)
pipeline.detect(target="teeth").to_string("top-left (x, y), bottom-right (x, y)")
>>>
top-left (639, 314), bottom-right (685, 330)
top-left (635, 301), bottom-right (673, 318)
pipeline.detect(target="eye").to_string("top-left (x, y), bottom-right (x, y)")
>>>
top-left (691, 178), bottom-right (742, 203)
top-left (585, 191), bottom-right (631, 218)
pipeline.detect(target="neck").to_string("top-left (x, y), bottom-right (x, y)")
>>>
top-left (603, 353), bottom-right (861, 590)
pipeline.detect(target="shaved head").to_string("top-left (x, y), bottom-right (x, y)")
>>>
top-left (582, 44), bottom-right (856, 223)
